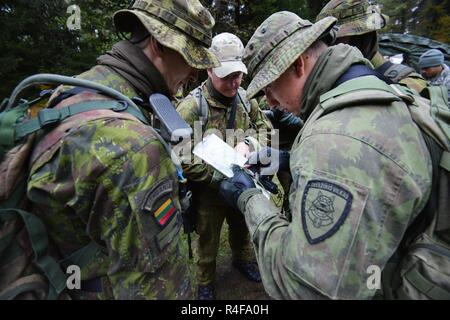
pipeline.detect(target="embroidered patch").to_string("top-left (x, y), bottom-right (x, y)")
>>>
top-left (143, 179), bottom-right (177, 227)
top-left (301, 180), bottom-right (353, 244)
top-left (153, 197), bottom-right (176, 226)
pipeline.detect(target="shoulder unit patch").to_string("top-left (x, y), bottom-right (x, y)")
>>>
top-left (301, 180), bottom-right (353, 244)
top-left (143, 179), bottom-right (178, 227)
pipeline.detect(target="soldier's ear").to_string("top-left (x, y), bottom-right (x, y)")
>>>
top-left (148, 36), bottom-right (164, 58)
top-left (292, 55), bottom-right (306, 78)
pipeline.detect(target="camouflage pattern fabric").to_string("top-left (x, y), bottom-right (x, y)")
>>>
top-left (243, 12), bottom-right (336, 99)
top-left (317, 0), bottom-right (427, 93)
top-left (316, 0), bottom-right (388, 37)
top-left (177, 81), bottom-right (272, 186)
top-left (26, 65), bottom-right (194, 300)
top-left (238, 13), bottom-right (432, 299)
top-left (114, 0), bottom-right (219, 70)
top-left (176, 82), bottom-right (272, 285)
top-left (427, 64), bottom-right (450, 93)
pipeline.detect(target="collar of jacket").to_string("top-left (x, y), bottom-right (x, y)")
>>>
top-left (370, 51), bottom-right (386, 69)
top-left (299, 44), bottom-right (370, 121)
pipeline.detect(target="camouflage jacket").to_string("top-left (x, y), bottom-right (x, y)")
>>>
top-left (428, 64), bottom-right (450, 92)
top-left (176, 81), bottom-right (272, 191)
top-left (238, 46), bottom-right (432, 299)
top-left (26, 65), bottom-right (193, 300)
top-left (371, 52), bottom-right (428, 93)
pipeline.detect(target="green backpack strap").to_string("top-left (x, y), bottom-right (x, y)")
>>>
top-left (319, 75), bottom-right (403, 114)
top-left (190, 86), bottom-right (209, 128)
top-left (15, 100), bottom-right (147, 141)
top-left (0, 208), bottom-right (67, 300)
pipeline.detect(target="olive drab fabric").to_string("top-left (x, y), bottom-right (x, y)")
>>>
top-left (239, 11), bottom-right (434, 299)
top-left (114, 0), bottom-right (219, 69)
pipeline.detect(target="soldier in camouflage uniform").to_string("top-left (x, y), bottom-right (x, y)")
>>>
top-left (419, 49), bottom-right (450, 99)
top-left (176, 33), bottom-right (271, 300)
top-left (25, 0), bottom-right (219, 299)
top-left (317, 0), bottom-right (427, 93)
top-left (219, 12), bottom-right (433, 299)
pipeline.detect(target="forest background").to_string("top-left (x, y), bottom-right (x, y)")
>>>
top-left (1, 0), bottom-right (449, 97)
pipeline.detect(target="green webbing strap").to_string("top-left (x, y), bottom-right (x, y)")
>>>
top-left (320, 75), bottom-right (397, 105)
top-left (0, 208), bottom-right (67, 300)
top-left (403, 265), bottom-right (450, 300)
top-left (15, 100), bottom-right (148, 141)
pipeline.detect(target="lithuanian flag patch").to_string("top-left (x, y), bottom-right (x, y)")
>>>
top-left (153, 197), bottom-right (176, 226)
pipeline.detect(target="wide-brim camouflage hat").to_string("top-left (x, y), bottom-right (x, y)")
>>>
top-left (244, 12), bottom-right (336, 99)
top-left (114, 0), bottom-right (219, 69)
top-left (316, 0), bottom-right (389, 37)
top-left (335, 12), bottom-right (388, 37)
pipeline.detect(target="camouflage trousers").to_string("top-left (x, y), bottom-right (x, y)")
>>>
top-left (194, 194), bottom-right (253, 286)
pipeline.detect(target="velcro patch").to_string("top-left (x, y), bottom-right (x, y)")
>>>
top-left (301, 180), bottom-right (353, 244)
top-left (143, 179), bottom-right (177, 227)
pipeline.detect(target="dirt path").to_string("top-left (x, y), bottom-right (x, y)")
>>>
top-left (191, 224), bottom-right (271, 300)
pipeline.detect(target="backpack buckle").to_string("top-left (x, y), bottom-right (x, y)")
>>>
top-left (38, 109), bottom-right (61, 127)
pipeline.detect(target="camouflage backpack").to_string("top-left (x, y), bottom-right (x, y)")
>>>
top-left (0, 74), bottom-right (153, 300)
top-left (319, 75), bottom-right (450, 299)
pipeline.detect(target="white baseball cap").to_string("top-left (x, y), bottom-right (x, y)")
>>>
top-left (210, 32), bottom-right (248, 78)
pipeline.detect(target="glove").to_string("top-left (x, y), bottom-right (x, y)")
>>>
top-left (219, 165), bottom-right (256, 210)
top-left (246, 146), bottom-right (290, 176)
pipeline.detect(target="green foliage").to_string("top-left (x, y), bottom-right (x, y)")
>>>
top-left (379, 0), bottom-right (450, 43)
top-left (205, 0), bottom-right (328, 44)
top-left (0, 0), bottom-right (128, 98)
top-left (0, 0), bottom-right (448, 99)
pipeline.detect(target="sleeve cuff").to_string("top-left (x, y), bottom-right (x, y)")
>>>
top-left (239, 190), bottom-right (281, 238)
top-left (237, 188), bottom-right (262, 212)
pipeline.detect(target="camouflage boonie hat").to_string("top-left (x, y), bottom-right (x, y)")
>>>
top-left (243, 12), bottom-right (336, 99)
top-left (114, 0), bottom-right (219, 69)
top-left (316, 0), bottom-right (389, 38)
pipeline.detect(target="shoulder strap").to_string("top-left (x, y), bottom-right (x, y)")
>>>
top-left (14, 99), bottom-right (147, 143)
top-left (237, 88), bottom-right (251, 114)
top-left (319, 75), bottom-right (402, 115)
top-left (0, 208), bottom-right (67, 300)
top-left (190, 86), bottom-right (209, 128)
top-left (376, 61), bottom-right (415, 83)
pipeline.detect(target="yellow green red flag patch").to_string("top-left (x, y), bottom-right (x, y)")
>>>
top-left (154, 197), bottom-right (176, 226)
